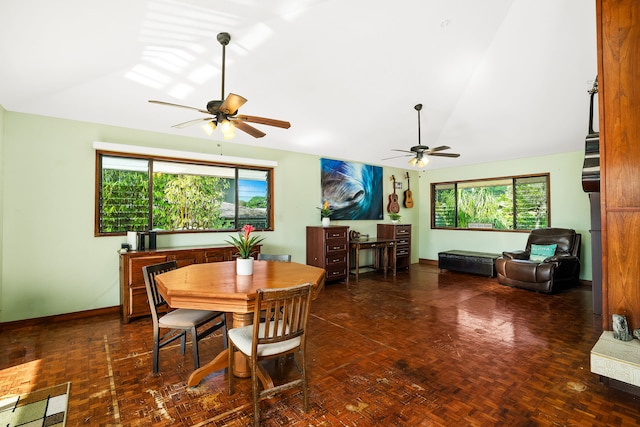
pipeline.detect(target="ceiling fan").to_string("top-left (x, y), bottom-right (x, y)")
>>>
top-left (148, 32), bottom-right (291, 139)
top-left (384, 104), bottom-right (460, 167)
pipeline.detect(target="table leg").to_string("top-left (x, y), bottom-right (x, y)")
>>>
top-left (187, 348), bottom-right (229, 387)
top-left (231, 312), bottom-right (253, 378)
top-left (186, 312), bottom-right (254, 387)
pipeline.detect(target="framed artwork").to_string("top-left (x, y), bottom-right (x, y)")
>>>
top-left (320, 158), bottom-right (384, 220)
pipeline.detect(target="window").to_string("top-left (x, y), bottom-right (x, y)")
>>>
top-left (96, 152), bottom-right (273, 235)
top-left (431, 174), bottom-right (549, 231)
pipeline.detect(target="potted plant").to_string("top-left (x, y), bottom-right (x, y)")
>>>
top-left (226, 224), bottom-right (265, 275)
top-left (389, 212), bottom-right (401, 224)
top-left (318, 201), bottom-right (333, 227)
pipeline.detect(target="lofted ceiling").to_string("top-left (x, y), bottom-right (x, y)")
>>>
top-left (0, 0), bottom-right (597, 170)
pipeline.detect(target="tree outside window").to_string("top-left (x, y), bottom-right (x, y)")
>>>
top-left (96, 153), bottom-right (272, 235)
top-left (431, 174), bottom-right (549, 231)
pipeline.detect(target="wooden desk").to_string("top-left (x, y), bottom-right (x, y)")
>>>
top-left (155, 260), bottom-right (326, 387)
top-left (349, 237), bottom-right (396, 282)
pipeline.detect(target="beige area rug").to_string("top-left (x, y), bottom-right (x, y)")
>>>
top-left (0, 382), bottom-right (70, 427)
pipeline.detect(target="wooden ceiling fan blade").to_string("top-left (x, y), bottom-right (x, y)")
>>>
top-left (391, 149), bottom-right (413, 154)
top-left (149, 100), bottom-right (210, 115)
top-left (172, 117), bottom-right (213, 129)
top-left (382, 154), bottom-right (413, 160)
top-left (427, 145), bottom-right (451, 153)
top-left (233, 120), bottom-right (266, 138)
top-left (236, 114), bottom-right (291, 129)
top-left (429, 152), bottom-right (461, 158)
top-left (219, 93), bottom-right (247, 114)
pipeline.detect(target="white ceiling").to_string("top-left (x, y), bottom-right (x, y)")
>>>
top-left (0, 0), bottom-right (597, 170)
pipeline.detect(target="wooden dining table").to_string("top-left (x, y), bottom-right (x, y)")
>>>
top-left (155, 260), bottom-right (326, 387)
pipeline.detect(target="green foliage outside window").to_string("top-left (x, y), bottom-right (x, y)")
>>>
top-left (101, 169), bottom-right (149, 232)
top-left (457, 185), bottom-right (513, 229)
top-left (432, 174), bottom-right (549, 231)
top-left (242, 196), bottom-right (267, 209)
top-left (153, 173), bottom-right (232, 230)
top-left (97, 154), bottom-right (271, 235)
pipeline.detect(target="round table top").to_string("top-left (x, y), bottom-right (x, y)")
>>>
top-left (155, 260), bottom-right (326, 313)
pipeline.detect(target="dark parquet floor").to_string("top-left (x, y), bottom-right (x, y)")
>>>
top-left (1, 263), bottom-right (640, 426)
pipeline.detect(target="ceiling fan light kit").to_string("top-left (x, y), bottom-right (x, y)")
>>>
top-left (409, 156), bottom-right (428, 168)
top-left (201, 121), bottom-right (216, 136)
top-left (219, 119), bottom-right (235, 139)
top-left (149, 32), bottom-right (290, 140)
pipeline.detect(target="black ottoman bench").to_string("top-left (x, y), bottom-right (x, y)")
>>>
top-left (438, 250), bottom-right (501, 277)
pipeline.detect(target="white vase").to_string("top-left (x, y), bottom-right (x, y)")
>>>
top-left (322, 217), bottom-right (331, 227)
top-left (236, 257), bottom-right (254, 275)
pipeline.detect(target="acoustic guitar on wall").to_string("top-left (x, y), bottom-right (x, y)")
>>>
top-left (387, 175), bottom-right (400, 213)
top-left (403, 172), bottom-right (414, 208)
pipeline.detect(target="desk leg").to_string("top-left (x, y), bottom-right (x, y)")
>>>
top-left (353, 246), bottom-right (360, 282)
top-left (186, 312), bottom-right (253, 387)
top-left (383, 245), bottom-right (388, 278)
top-left (392, 244), bottom-right (397, 276)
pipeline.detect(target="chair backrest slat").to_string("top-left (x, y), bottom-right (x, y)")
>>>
top-left (142, 261), bottom-right (178, 323)
top-left (252, 283), bottom-right (313, 346)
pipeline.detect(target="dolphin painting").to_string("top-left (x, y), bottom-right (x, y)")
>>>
top-left (320, 158), bottom-right (384, 220)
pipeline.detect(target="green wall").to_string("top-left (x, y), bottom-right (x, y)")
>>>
top-left (0, 111), bottom-right (591, 322)
top-left (0, 112), bottom-right (419, 322)
top-left (0, 105), bottom-right (5, 314)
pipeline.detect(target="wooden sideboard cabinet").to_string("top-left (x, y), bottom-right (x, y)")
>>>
top-left (306, 226), bottom-right (349, 282)
top-left (119, 245), bottom-right (260, 323)
top-left (377, 224), bottom-right (412, 270)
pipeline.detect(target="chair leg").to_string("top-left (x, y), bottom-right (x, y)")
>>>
top-left (228, 339), bottom-right (235, 395)
top-left (221, 315), bottom-right (229, 349)
top-left (251, 358), bottom-right (261, 427)
top-left (276, 355), bottom-right (286, 379)
top-left (180, 333), bottom-right (187, 355)
top-left (300, 351), bottom-right (309, 412)
top-left (189, 326), bottom-right (199, 369)
top-left (152, 329), bottom-right (161, 374)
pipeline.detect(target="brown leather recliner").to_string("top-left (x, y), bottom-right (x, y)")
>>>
top-left (495, 228), bottom-right (581, 293)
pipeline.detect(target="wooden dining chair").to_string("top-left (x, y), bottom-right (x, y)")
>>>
top-left (257, 253), bottom-right (292, 262)
top-left (227, 283), bottom-right (313, 427)
top-left (256, 253), bottom-right (292, 325)
top-left (143, 261), bottom-right (228, 373)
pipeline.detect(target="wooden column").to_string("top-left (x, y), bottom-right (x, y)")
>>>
top-left (597, 0), bottom-right (640, 330)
